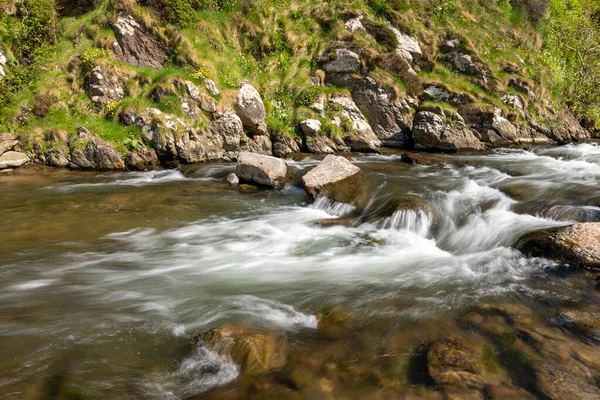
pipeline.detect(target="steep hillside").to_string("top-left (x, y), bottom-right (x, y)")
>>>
top-left (0, 0), bottom-right (598, 170)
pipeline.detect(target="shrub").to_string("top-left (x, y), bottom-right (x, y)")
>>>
top-left (32, 94), bottom-right (53, 117)
top-left (510, 0), bottom-right (549, 22)
top-left (363, 21), bottom-right (399, 53)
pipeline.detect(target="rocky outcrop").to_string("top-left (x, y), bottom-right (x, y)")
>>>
top-left (517, 223), bottom-right (600, 269)
top-left (211, 110), bottom-right (245, 154)
top-left (135, 108), bottom-right (185, 162)
top-left (322, 49), bottom-right (361, 74)
top-left (44, 129), bottom-right (70, 167)
top-left (112, 12), bottom-right (167, 69)
top-left (445, 52), bottom-right (488, 82)
top-left (389, 26), bottom-right (422, 64)
top-left (0, 151), bottom-right (29, 169)
top-left (330, 97), bottom-right (381, 152)
top-left (0, 133), bottom-right (17, 155)
top-left (0, 49), bottom-right (6, 79)
top-left (197, 325), bottom-right (288, 377)
top-left (460, 108), bottom-right (519, 146)
top-left (86, 65), bottom-right (126, 107)
top-left (204, 79), bottom-right (220, 96)
top-left (509, 78), bottom-right (535, 100)
top-left (326, 75), bottom-right (411, 148)
top-left (344, 16), bottom-right (365, 33)
top-left (420, 84), bottom-right (473, 106)
top-left (302, 155), bottom-right (363, 203)
top-left (69, 128), bottom-right (125, 170)
top-left (236, 151), bottom-right (288, 188)
top-left (235, 81), bottom-right (268, 136)
top-left (501, 93), bottom-right (526, 112)
top-left (125, 144), bottom-right (159, 171)
top-left (272, 133), bottom-right (300, 158)
top-left (413, 111), bottom-right (484, 151)
top-left (300, 119), bottom-right (339, 154)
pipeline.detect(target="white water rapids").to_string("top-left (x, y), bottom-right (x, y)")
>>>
top-left (1, 143), bottom-right (600, 398)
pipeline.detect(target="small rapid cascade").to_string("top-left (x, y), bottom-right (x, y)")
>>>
top-left (2, 143), bottom-right (600, 399)
top-left (309, 195), bottom-right (356, 217)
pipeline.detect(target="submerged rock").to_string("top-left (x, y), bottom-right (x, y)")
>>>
top-left (0, 151), bottom-right (29, 169)
top-left (198, 325), bottom-right (288, 377)
top-left (301, 155), bottom-right (363, 203)
top-left (236, 152), bottom-right (288, 188)
top-left (517, 223), bottom-right (600, 269)
top-left (427, 336), bottom-right (485, 391)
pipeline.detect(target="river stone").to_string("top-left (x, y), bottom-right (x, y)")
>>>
top-left (226, 172), bottom-right (239, 186)
top-left (517, 223), bottom-right (600, 269)
top-left (0, 133), bottom-right (17, 155)
top-left (235, 81), bottom-right (267, 136)
top-left (112, 12), bottom-right (167, 69)
top-left (44, 129), bottom-right (70, 168)
top-left (125, 144), bottom-right (159, 171)
top-left (236, 152), bottom-right (287, 188)
top-left (272, 133), bottom-right (300, 158)
top-left (323, 49), bottom-right (361, 74)
top-left (198, 325), bottom-right (287, 377)
top-left (427, 336), bottom-right (486, 392)
top-left (0, 151), bottom-right (29, 169)
top-left (301, 155), bottom-right (363, 203)
top-left (316, 307), bottom-right (354, 339)
top-left (555, 306), bottom-right (600, 344)
top-left (70, 128), bottom-right (125, 171)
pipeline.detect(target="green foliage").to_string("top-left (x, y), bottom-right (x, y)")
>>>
top-left (295, 87), bottom-right (320, 108)
top-left (543, 0), bottom-right (600, 117)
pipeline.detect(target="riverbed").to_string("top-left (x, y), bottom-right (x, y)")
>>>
top-left (1, 144), bottom-right (600, 399)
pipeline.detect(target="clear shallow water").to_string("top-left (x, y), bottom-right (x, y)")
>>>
top-left (1, 144), bottom-right (600, 398)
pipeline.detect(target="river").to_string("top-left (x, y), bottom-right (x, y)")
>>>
top-left (1, 143), bottom-right (600, 399)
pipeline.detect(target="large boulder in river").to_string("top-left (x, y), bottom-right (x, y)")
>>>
top-left (302, 155), bottom-right (363, 203)
top-left (125, 144), bottom-right (160, 171)
top-left (112, 12), bottom-right (167, 69)
top-left (0, 151), bottom-right (29, 169)
top-left (413, 111), bottom-right (484, 151)
top-left (517, 223), bottom-right (600, 269)
top-left (198, 325), bottom-right (288, 376)
top-left (235, 81), bottom-right (268, 136)
top-left (236, 151), bottom-right (288, 188)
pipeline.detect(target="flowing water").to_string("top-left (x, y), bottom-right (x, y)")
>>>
top-left (1, 143), bottom-right (600, 398)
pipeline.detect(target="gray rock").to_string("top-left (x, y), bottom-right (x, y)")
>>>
top-left (226, 172), bottom-right (239, 186)
top-left (0, 49), bottom-right (6, 78)
top-left (176, 128), bottom-right (226, 163)
top-left (69, 128), bottom-right (125, 170)
top-left (211, 110), bottom-right (245, 153)
top-left (413, 112), bottom-right (484, 151)
top-left (326, 75), bottom-right (410, 148)
top-left (136, 108), bottom-right (186, 161)
top-left (44, 129), bottom-right (70, 167)
top-left (125, 144), bottom-right (160, 171)
top-left (389, 26), bottom-right (422, 63)
top-left (420, 84), bottom-right (473, 106)
top-left (0, 151), bottom-right (29, 169)
top-left (183, 80), bottom-right (202, 102)
top-left (330, 97), bottom-right (381, 152)
top-left (460, 109), bottom-right (519, 146)
top-left (517, 223), bottom-right (600, 269)
top-left (272, 133), bottom-right (301, 158)
top-left (310, 96), bottom-right (325, 117)
top-left (0, 133), bottom-right (17, 155)
top-left (204, 79), bottom-right (220, 96)
top-left (508, 78), bottom-right (536, 100)
top-left (201, 94), bottom-right (217, 113)
top-left (236, 152), bottom-right (288, 188)
top-left (323, 49), bottom-right (361, 73)
top-left (112, 12), bottom-right (167, 69)
top-left (300, 119), bottom-right (322, 136)
top-left (302, 155), bottom-right (363, 203)
top-left (87, 65), bottom-right (126, 107)
top-left (306, 135), bottom-right (339, 154)
top-left (235, 81), bottom-right (268, 136)
top-left (501, 93), bottom-right (526, 112)
top-left (445, 52), bottom-right (487, 82)
top-left (440, 39), bottom-right (461, 53)
top-left (344, 16), bottom-right (365, 32)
